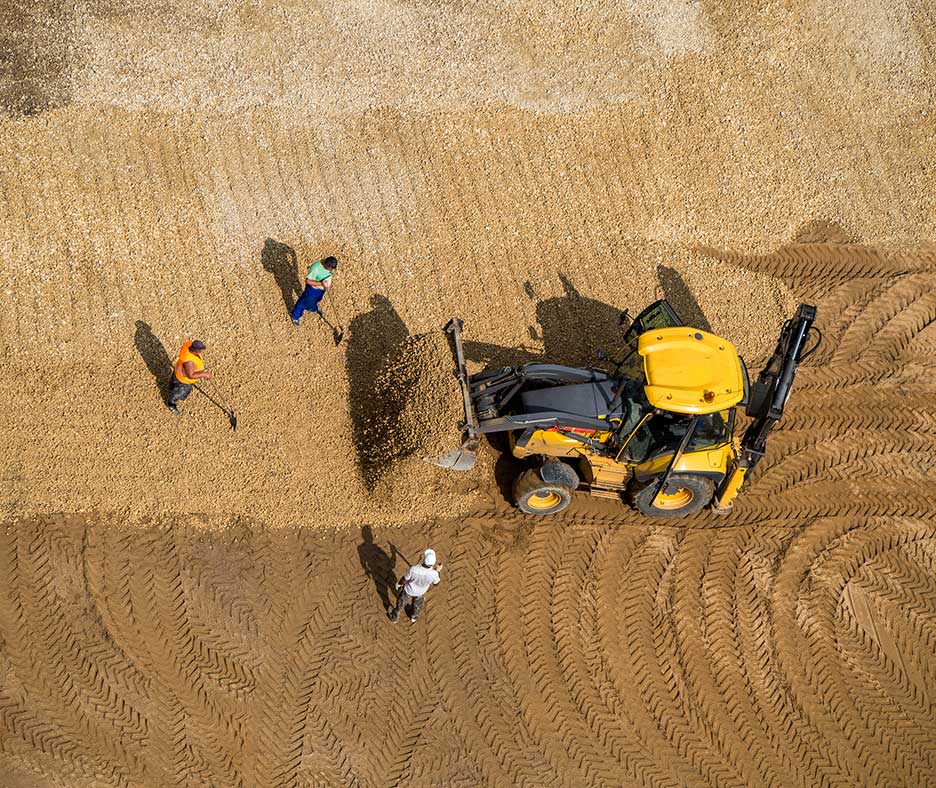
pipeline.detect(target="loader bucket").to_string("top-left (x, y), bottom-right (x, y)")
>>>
top-left (425, 317), bottom-right (479, 472)
top-left (427, 442), bottom-right (478, 471)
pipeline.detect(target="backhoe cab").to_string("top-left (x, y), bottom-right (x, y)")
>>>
top-left (434, 299), bottom-right (819, 519)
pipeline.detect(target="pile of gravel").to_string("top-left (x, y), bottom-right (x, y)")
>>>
top-left (359, 332), bottom-right (466, 486)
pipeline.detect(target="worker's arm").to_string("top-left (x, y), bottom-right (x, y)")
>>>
top-left (305, 276), bottom-right (332, 289)
top-left (182, 360), bottom-right (212, 380)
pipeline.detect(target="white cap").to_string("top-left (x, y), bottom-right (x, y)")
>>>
top-left (423, 549), bottom-right (436, 566)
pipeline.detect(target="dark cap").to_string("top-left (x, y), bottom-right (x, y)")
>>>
top-left (190, 340), bottom-right (206, 351)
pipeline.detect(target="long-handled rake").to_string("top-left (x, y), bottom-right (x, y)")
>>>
top-left (319, 291), bottom-right (345, 345)
top-left (195, 381), bottom-right (238, 430)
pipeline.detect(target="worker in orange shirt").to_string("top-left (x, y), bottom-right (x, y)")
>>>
top-left (168, 339), bottom-right (212, 414)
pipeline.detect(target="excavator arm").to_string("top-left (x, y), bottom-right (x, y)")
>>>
top-left (712, 304), bottom-right (820, 512)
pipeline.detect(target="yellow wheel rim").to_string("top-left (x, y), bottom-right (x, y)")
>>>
top-left (527, 490), bottom-right (562, 510)
top-left (654, 487), bottom-right (693, 510)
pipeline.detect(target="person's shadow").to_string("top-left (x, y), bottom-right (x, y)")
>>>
top-left (463, 273), bottom-right (625, 369)
top-left (358, 526), bottom-right (398, 610)
top-left (261, 238), bottom-right (302, 313)
top-left (134, 320), bottom-right (172, 403)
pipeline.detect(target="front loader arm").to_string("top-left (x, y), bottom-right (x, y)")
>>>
top-left (470, 364), bottom-right (609, 421)
top-left (713, 304), bottom-right (820, 512)
top-left (429, 318), bottom-right (612, 470)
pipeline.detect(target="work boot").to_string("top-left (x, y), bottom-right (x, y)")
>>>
top-left (386, 606), bottom-right (398, 623)
top-left (290, 317), bottom-right (300, 326)
top-left (168, 403), bottom-right (181, 415)
top-left (409, 616), bottom-right (418, 624)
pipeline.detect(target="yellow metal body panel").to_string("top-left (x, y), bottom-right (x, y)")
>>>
top-left (634, 442), bottom-right (733, 478)
top-left (713, 465), bottom-right (747, 511)
top-left (511, 429), bottom-right (613, 460)
top-left (584, 453), bottom-right (632, 489)
top-left (513, 425), bottom-right (734, 499)
top-left (638, 328), bottom-right (745, 415)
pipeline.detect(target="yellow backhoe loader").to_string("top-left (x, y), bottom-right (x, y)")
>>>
top-left (432, 300), bottom-right (820, 518)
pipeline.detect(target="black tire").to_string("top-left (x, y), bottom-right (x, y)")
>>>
top-left (630, 473), bottom-right (715, 519)
top-left (513, 468), bottom-right (573, 516)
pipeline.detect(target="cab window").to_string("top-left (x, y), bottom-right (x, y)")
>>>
top-left (612, 378), bottom-right (650, 438)
top-left (622, 411), bottom-right (689, 463)
top-left (623, 299), bottom-right (683, 344)
top-left (686, 410), bottom-right (732, 452)
top-left (620, 408), bottom-right (732, 462)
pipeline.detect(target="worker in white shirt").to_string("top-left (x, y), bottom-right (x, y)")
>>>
top-left (387, 549), bottom-right (442, 624)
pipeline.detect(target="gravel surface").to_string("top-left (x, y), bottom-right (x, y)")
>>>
top-left (359, 332), bottom-right (466, 485)
top-left (1, 0), bottom-right (932, 531)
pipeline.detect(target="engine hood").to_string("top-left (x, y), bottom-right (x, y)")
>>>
top-left (517, 380), bottom-right (623, 421)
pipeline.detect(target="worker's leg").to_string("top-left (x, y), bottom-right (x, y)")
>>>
top-left (388, 590), bottom-right (411, 621)
top-left (307, 287), bottom-right (325, 314)
top-left (167, 379), bottom-right (192, 406)
top-left (289, 285), bottom-right (314, 321)
top-left (409, 594), bottom-right (425, 621)
top-left (289, 285), bottom-right (324, 322)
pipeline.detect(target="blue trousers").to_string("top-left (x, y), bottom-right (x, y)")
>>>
top-left (290, 285), bottom-right (325, 321)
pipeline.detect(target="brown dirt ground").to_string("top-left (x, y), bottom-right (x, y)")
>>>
top-left (2, 0), bottom-right (936, 786)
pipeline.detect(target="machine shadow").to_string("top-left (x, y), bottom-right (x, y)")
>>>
top-left (657, 265), bottom-right (712, 333)
top-left (464, 273), bottom-right (625, 370)
top-left (261, 238), bottom-right (302, 313)
top-left (134, 320), bottom-right (172, 402)
top-left (492, 441), bottom-right (525, 502)
top-left (345, 295), bottom-right (409, 489)
top-left (462, 275), bottom-right (627, 507)
top-left (357, 526), bottom-right (397, 610)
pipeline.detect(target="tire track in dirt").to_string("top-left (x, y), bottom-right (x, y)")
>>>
top-left (2, 507), bottom-right (935, 787)
top-left (772, 518), bottom-right (936, 787)
top-left (3, 1), bottom-right (936, 784)
top-left (700, 242), bottom-right (936, 283)
top-left (776, 388), bottom-right (936, 434)
top-left (4, 117), bottom-right (936, 788)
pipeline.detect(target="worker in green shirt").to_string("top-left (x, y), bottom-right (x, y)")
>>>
top-left (290, 256), bottom-right (338, 326)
